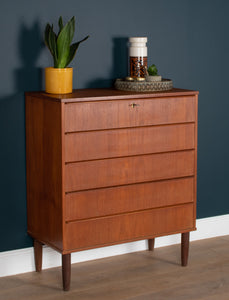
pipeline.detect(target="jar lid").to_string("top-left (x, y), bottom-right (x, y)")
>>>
top-left (129, 37), bottom-right (147, 43)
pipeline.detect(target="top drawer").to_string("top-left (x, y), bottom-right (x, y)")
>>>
top-left (64, 96), bottom-right (196, 132)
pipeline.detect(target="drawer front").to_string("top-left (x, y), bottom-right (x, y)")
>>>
top-left (65, 203), bottom-right (194, 250)
top-left (65, 124), bottom-right (195, 162)
top-left (65, 177), bottom-right (194, 221)
top-left (64, 96), bottom-right (196, 132)
top-left (65, 150), bottom-right (195, 192)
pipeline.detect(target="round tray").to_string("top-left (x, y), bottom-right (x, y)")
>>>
top-left (114, 78), bottom-right (173, 92)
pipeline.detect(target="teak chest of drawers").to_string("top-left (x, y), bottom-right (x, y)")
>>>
top-left (25, 88), bottom-right (198, 291)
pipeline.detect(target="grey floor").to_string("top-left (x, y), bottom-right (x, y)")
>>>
top-left (0, 236), bottom-right (229, 300)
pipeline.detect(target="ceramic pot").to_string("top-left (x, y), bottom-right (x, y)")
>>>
top-left (145, 75), bottom-right (162, 82)
top-left (45, 67), bottom-right (73, 94)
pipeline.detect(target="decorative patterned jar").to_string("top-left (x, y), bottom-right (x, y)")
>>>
top-left (129, 37), bottom-right (147, 78)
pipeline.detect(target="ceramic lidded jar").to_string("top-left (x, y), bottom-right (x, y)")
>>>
top-left (129, 37), bottom-right (147, 78)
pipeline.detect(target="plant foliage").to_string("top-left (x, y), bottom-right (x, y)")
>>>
top-left (44, 16), bottom-right (89, 68)
top-left (147, 64), bottom-right (158, 76)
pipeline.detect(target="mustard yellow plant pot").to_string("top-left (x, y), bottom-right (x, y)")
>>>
top-left (45, 67), bottom-right (73, 94)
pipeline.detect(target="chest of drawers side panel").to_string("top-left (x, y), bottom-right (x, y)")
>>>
top-left (26, 94), bottom-right (64, 252)
top-left (193, 94), bottom-right (198, 226)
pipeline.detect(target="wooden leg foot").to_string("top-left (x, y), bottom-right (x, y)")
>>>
top-left (34, 239), bottom-right (43, 272)
top-left (62, 254), bottom-right (71, 291)
top-left (181, 232), bottom-right (190, 266)
top-left (148, 238), bottom-right (155, 251)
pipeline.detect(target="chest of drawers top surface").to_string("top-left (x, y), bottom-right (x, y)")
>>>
top-left (26, 87), bottom-right (198, 102)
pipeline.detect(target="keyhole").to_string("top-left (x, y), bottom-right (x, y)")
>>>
top-left (129, 103), bottom-right (139, 108)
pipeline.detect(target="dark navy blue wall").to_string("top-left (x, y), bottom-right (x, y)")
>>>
top-left (1, 0), bottom-right (229, 252)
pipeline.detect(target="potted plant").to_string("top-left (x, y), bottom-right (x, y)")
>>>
top-left (44, 16), bottom-right (89, 94)
top-left (145, 64), bottom-right (162, 82)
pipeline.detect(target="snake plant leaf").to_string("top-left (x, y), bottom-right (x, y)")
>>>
top-left (44, 24), bottom-right (58, 67)
top-left (68, 16), bottom-right (75, 45)
top-left (44, 24), bottom-right (52, 53)
top-left (58, 16), bottom-right (64, 34)
top-left (49, 25), bottom-right (58, 67)
top-left (65, 35), bottom-right (89, 67)
top-left (44, 16), bottom-right (89, 68)
top-left (56, 17), bottom-right (75, 68)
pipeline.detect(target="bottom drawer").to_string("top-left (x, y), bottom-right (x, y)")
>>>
top-left (64, 203), bottom-right (195, 251)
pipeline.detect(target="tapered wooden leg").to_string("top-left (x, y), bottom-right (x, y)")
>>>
top-left (148, 238), bottom-right (155, 251)
top-left (62, 254), bottom-right (71, 291)
top-left (34, 239), bottom-right (43, 272)
top-left (181, 232), bottom-right (190, 266)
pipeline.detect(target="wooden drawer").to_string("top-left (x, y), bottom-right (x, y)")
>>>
top-left (65, 177), bottom-right (194, 221)
top-left (65, 124), bottom-right (195, 162)
top-left (64, 96), bottom-right (196, 132)
top-left (64, 203), bottom-right (194, 251)
top-left (65, 150), bottom-right (195, 192)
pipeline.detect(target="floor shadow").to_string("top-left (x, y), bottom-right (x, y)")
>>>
top-left (86, 37), bottom-right (128, 88)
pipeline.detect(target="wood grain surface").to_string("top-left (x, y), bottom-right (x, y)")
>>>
top-left (64, 96), bottom-right (196, 132)
top-left (65, 203), bottom-right (194, 251)
top-left (1, 236), bottom-right (228, 299)
top-left (26, 95), bottom-right (63, 251)
top-left (65, 177), bottom-right (194, 221)
top-left (65, 150), bottom-right (195, 192)
top-left (27, 88), bottom-right (199, 103)
top-left (25, 88), bottom-right (198, 291)
top-left (65, 123), bottom-right (195, 162)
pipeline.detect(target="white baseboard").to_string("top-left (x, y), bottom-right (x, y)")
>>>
top-left (1, 214), bottom-right (229, 278)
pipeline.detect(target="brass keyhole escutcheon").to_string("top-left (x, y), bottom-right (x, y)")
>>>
top-left (129, 103), bottom-right (140, 108)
